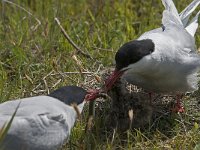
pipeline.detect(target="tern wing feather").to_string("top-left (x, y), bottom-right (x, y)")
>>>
top-left (161, 0), bottom-right (183, 26)
top-left (185, 10), bottom-right (200, 36)
top-left (180, 0), bottom-right (200, 27)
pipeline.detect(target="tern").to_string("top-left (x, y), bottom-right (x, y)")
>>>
top-left (105, 0), bottom-right (200, 112)
top-left (0, 85), bottom-right (97, 150)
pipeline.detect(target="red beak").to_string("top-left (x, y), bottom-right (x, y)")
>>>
top-left (85, 89), bottom-right (101, 101)
top-left (104, 69), bottom-right (126, 92)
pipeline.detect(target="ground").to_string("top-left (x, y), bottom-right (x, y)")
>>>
top-left (0, 0), bottom-right (200, 149)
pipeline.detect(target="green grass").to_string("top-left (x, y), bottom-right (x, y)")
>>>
top-left (0, 0), bottom-right (200, 149)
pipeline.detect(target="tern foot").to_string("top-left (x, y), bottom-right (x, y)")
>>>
top-left (171, 104), bottom-right (185, 113)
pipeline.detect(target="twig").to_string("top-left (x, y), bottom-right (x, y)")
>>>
top-left (31, 83), bottom-right (41, 92)
top-left (91, 46), bottom-right (114, 52)
top-left (52, 79), bottom-right (62, 88)
top-left (43, 70), bottom-right (54, 80)
top-left (128, 109), bottom-right (134, 129)
top-left (43, 79), bottom-right (49, 94)
top-left (176, 113), bottom-right (187, 134)
top-left (51, 71), bottom-right (94, 76)
top-left (54, 18), bottom-right (93, 59)
top-left (111, 128), bottom-right (117, 145)
top-left (32, 90), bottom-right (47, 94)
top-left (25, 74), bottom-right (33, 84)
top-left (71, 54), bottom-right (85, 78)
top-left (2, 0), bottom-right (41, 31)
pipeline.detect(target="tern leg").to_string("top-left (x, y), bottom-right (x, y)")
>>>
top-left (172, 94), bottom-right (184, 113)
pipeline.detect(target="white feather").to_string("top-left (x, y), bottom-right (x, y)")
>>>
top-left (179, 0), bottom-right (200, 27)
top-left (0, 96), bottom-right (85, 150)
top-left (186, 11), bottom-right (200, 36)
top-left (122, 0), bottom-right (200, 94)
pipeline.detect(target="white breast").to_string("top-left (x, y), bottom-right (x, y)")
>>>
top-left (122, 25), bottom-right (199, 93)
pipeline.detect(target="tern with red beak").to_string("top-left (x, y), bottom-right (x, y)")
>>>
top-left (105, 0), bottom-right (200, 112)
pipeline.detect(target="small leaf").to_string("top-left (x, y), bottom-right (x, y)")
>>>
top-left (194, 122), bottom-right (199, 130)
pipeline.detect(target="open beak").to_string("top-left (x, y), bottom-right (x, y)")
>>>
top-left (104, 69), bottom-right (127, 92)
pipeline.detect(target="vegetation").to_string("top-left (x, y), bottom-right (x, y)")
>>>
top-left (0, 0), bottom-right (200, 149)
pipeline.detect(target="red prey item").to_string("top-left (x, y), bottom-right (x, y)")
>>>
top-left (85, 89), bottom-right (101, 101)
top-left (104, 69), bottom-right (126, 92)
top-left (85, 69), bottom-right (126, 101)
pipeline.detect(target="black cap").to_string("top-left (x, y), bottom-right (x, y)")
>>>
top-left (48, 86), bottom-right (87, 105)
top-left (115, 39), bottom-right (155, 70)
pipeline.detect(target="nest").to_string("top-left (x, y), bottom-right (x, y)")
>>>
top-left (104, 79), bottom-right (177, 132)
top-left (83, 68), bottom-right (200, 133)
top-left (104, 80), bottom-right (152, 131)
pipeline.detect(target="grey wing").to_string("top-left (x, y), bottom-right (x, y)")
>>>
top-left (1, 113), bottom-right (70, 150)
top-left (0, 96), bottom-right (66, 116)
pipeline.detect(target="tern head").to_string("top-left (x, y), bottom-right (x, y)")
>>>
top-left (49, 86), bottom-right (100, 105)
top-left (48, 86), bottom-right (87, 105)
top-left (105, 39), bottom-right (155, 91)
